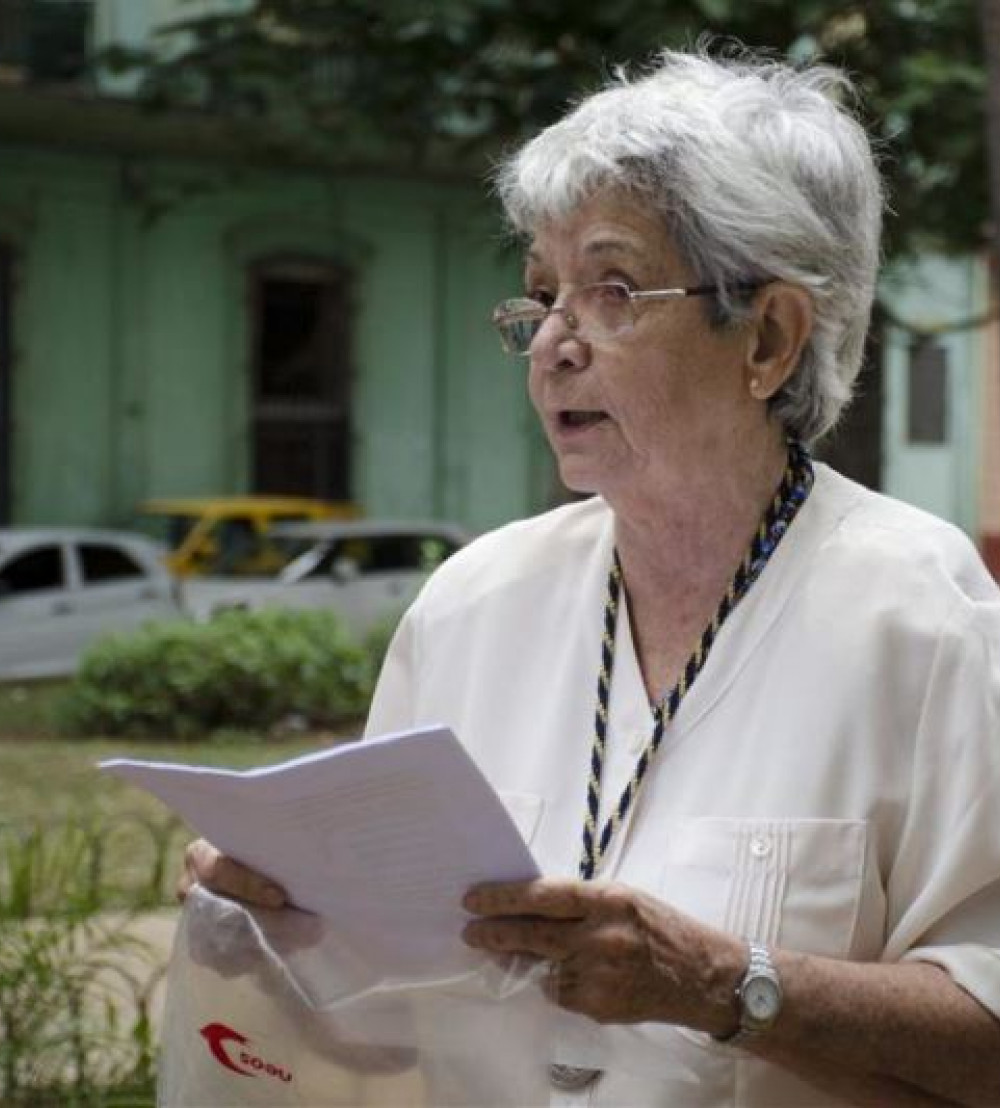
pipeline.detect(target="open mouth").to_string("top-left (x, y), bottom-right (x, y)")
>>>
top-left (559, 410), bottom-right (608, 429)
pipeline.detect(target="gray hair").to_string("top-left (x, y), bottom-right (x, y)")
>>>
top-left (494, 47), bottom-right (884, 443)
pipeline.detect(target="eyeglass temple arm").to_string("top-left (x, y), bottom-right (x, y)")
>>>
top-left (630, 287), bottom-right (706, 303)
top-left (631, 281), bottom-right (768, 303)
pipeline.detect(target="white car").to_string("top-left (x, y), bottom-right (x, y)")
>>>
top-left (0, 528), bottom-right (183, 680)
top-left (182, 519), bottom-right (469, 636)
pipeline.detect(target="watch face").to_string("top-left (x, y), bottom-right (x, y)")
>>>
top-left (744, 977), bottom-right (781, 1024)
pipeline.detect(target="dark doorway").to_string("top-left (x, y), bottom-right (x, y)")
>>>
top-left (815, 306), bottom-right (885, 489)
top-left (0, 0), bottom-right (92, 84)
top-left (0, 245), bottom-right (12, 525)
top-left (249, 258), bottom-right (353, 500)
top-left (906, 334), bottom-right (948, 445)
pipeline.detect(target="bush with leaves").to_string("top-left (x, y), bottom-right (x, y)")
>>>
top-left (361, 610), bottom-right (403, 684)
top-left (63, 608), bottom-right (378, 739)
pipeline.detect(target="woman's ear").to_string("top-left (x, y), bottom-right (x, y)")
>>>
top-left (744, 283), bottom-right (814, 401)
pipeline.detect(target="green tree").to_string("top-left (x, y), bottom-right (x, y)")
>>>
top-left (107, 0), bottom-right (989, 258)
top-left (980, 0), bottom-right (1000, 276)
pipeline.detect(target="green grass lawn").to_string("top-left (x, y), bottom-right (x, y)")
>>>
top-left (0, 679), bottom-right (365, 905)
top-left (0, 731), bottom-right (346, 821)
top-left (0, 733), bottom-right (334, 910)
top-left (0, 677), bottom-right (69, 739)
top-left (0, 679), bottom-right (364, 801)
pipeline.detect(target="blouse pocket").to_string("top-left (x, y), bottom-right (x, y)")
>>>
top-left (497, 790), bottom-right (545, 849)
top-left (653, 817), bottom-right (867, 958)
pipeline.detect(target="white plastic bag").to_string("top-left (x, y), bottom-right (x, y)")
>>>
top-left (157, 888), bottom-right (554, 1106)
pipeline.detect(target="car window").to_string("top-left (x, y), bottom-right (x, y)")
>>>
top-left (415, 535), bottom-right (460, 570)
top-left (278, 531), bottom-right (462, 583)
top-left (279, 538), bottom-right (366, 579)
top-left (140, 513), bottom-right (198, 548)
top-left (79, 543), bottom-right (145, 583)
top-left (214, 519), bottom-right (261, 573)
top-left (278, 542), bottom-right (333, 581)
top-left (336, 534), bottom-right (459, 575)
top-left (364, 534), bottom-right (460, 572)
top-left (0, 546), bottom-right (65, 596)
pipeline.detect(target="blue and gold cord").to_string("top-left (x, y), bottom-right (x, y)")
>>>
top-left (578, 442), bottom-right (814, 881)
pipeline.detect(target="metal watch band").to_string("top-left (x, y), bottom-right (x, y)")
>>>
top-left (745, 941), bottom-right (773, 980)
top-left (713, 940), bottom-right (781, 1046)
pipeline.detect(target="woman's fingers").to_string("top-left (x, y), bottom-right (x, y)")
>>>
top-left (461, 878), bottom-right (726, 1026)
top-left (463, 877), bottom-right (597, 919)
top-left (462, 914), bottom-right (583, 960)
top-left (177, 837), bottom-right (286, 908)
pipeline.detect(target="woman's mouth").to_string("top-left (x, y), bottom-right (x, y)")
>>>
top-left (558, 410), bottom-right (608, 430)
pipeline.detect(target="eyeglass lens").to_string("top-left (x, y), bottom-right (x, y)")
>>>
top-left (495, 284), bottom-right (635, 354)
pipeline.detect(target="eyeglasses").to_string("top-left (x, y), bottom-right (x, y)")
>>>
top-left (491, 280), bottom-right (765, 356)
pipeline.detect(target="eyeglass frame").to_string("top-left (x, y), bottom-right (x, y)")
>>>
top-left (491, 279), bottom-right (769, 356)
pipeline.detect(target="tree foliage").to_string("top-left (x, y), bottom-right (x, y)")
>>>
top-left (980, 0), bottom-right (1000, 269)
top-left (105, 0), bottom-right (989, 257)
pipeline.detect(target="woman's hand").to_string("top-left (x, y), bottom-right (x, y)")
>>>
top-left (177, 837), bottom-right (287, 909)
top-left (462, 878), bottom-right (744, 1036)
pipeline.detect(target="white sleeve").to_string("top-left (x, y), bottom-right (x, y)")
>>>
top-left (902, 885), bottom-right (1000, 1017)
top-left (884, 599), bottom-right (1000, 1019)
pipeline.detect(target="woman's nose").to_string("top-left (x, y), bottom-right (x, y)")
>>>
top-left (529, 309), bottom-right (589, 370)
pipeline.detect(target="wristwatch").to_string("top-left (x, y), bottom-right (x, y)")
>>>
top-left (714, 941), bottom-right (783, 1045)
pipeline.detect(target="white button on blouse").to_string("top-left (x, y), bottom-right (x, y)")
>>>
top-left (750, 836), bottom-right (772, 858)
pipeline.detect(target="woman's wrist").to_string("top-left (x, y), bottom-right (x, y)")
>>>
top-left (700, 935), bottom-right (753, 1039)
top-left (644, 920), bottom-right (748, 1037)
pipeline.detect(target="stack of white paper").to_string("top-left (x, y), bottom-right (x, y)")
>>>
top-left (101, 725), bottom-right (540, 974)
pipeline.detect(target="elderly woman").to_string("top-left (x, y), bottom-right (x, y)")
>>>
top-left (183, 48), bottom-right (1000, 1106)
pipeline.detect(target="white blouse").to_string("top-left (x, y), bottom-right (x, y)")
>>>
top-left (366, 463), bottom-right (1000, 1107)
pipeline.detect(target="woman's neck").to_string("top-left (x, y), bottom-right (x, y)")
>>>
top-left (607, 431), bottom-right (790, 698)
top-left (612, 435), bottom-right (788, 584)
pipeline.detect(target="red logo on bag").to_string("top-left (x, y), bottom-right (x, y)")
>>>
top-left (199, 1022), bottom-right (293, 1084)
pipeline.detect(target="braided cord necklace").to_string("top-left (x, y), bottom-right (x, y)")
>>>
top-left (579, 441), bottom-right (814, 881)
top-left (549, 444), bottom-right (814, 1092)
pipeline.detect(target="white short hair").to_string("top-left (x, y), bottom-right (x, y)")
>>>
top-left (495, 47), bottom-right (884, 443)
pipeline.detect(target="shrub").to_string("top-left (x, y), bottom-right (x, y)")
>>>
top-left (63, 608), bottom-right (377, 739)
top-left (362, 610), bottom-right (404, 681)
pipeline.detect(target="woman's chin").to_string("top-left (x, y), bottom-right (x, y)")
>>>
top-left (556, 460), bottom-right (604, 498)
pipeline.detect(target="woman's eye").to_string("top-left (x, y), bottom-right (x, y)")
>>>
top-left (600, 274), bottom-right (637, 292)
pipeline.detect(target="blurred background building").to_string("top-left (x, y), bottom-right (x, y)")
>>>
top-left (0, 0), bottom-right (546, 540)
top-left (0, 0), bottom-right (997, 573)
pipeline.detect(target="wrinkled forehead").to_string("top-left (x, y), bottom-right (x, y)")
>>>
top-left (523, 189), bottom-right (682, 275)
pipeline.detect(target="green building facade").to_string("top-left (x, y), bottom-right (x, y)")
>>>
top-left (0, 136), bottom-right (554, 534)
